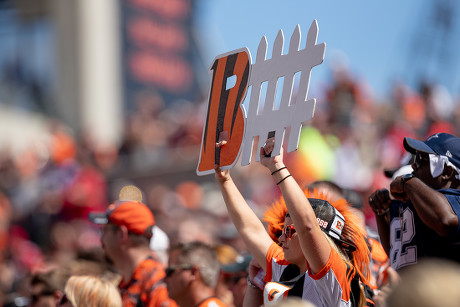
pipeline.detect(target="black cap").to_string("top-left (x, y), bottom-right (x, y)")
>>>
top-left (308, 198), bottom-right (356, 252)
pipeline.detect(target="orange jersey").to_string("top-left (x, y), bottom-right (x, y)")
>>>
top-left (120, 257), bottom-right (178, 307)
top-left (196, 297), bottom-right (227, 307)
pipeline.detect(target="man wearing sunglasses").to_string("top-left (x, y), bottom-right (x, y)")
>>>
top-left (165, 241), bottom-right (227, 307)
top-left (89, 187), bottom-right (177, 307)
top-left (369, 132), bottom-right (460, 271)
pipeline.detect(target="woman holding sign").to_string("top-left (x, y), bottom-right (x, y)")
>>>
top-left (214, 138), bottom-right (374, 307)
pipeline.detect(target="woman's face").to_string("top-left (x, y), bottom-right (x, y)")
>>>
top-left (278, 216), bottom-right (305, 266)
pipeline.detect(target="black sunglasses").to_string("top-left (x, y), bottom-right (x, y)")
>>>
top-left (31, 290), bottom-right (55, 304)
top-left (415, 152), bottom-right (430, 168)
top-left (165, 264), bottom-right (194, 278)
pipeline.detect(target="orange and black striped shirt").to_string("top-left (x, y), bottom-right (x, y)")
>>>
top-left (119, 257), bottom-right (177, 307)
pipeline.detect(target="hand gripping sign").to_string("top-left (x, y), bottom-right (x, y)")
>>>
top-left (197, 21), bottom-right (326, 176)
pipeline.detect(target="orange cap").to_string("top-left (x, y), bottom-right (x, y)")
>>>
top-left (89, 201), bottom-right (155, 238)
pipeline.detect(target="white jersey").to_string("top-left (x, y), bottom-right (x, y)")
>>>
top-left (264, 242), bottom-right (370, 307)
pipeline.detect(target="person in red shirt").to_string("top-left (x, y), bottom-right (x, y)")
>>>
top-left (89, 186), bottom-right (177, 307)
top-left (165, 241), bottom-right (227, 307)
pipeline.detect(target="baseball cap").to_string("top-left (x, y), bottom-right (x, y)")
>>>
top-left (221, 254), bottom-right (253, 273)
top-left (403, 133), bottom-right (460, 170)
top-left (89, 200), bottom-right (155, 238)
top-left (308, 198), bottom-right (356, 252)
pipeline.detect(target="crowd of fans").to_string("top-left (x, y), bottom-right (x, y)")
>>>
top-left (1, 64), bottom-right (460, 306)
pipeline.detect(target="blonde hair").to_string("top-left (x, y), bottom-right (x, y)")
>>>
top-left (64, 275), bottom-right (122, 307)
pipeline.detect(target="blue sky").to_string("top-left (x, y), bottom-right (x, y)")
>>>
top-left (197, 0), bottom-right (460, 101)
top-left (1, 1), bottom-right (459, 105)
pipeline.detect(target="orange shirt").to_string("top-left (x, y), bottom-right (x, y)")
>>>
top-left (120, 257), bottom-right (178, 307)
top-left (368, 237), bottom-right (390, 288)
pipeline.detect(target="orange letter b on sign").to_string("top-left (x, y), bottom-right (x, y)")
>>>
top-left (197, 49), bottom-right (250, 175)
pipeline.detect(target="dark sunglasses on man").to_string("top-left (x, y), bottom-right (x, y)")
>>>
top-left (415, 152), bottom-right (430, 168)
top-left (165, 264), bottom-right (195, 278)
top-left (30, 290), bottom-right (55, 305)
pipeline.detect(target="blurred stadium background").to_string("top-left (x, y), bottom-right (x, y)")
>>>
top-left (0, 0), bottom-right (211, 187)
top-left (1, 0), bottom-right (460, 304)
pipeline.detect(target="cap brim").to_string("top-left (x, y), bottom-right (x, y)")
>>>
top-left (336, 238), bottom-right (356, 252)
top-left (221, 255), bottom-right (253, 273)
top-left (88, 212), bottom-right (109, 224)
top-left (323, 228), bottom-right (356, 252)
top-left (403, 137), bottom-right (436, 154)
top-left (221, 263), bottom-right (247, 273)
top-left (384, 168), bottom-right (398, 178)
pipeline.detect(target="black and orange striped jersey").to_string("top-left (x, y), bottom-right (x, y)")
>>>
top-left (263, 242), bottom-right (374, 307)
top-left (367, 237), bottom-right (390, 288)
top-left (119, 257), bottom-right (177, 307)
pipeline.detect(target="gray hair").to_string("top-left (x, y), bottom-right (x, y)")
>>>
top-left (171, 241), bottom-right (220, 288)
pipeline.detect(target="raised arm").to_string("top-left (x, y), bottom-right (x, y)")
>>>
top-left (260, 139), bottom-right (331, 274)
top-left (391, 175), bottom-right (459, 237)
top-left (214, 166), bottom-right (273, 272)
top-left (368, 189), bottom-right (392, 255)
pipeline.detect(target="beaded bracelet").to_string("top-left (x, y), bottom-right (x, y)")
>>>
top-left (247, 276), bottom-right (261, 289)
top-left (277, 174), bottom-right (292, 185)
top-left (271, 166), bottom-right (287, 175)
